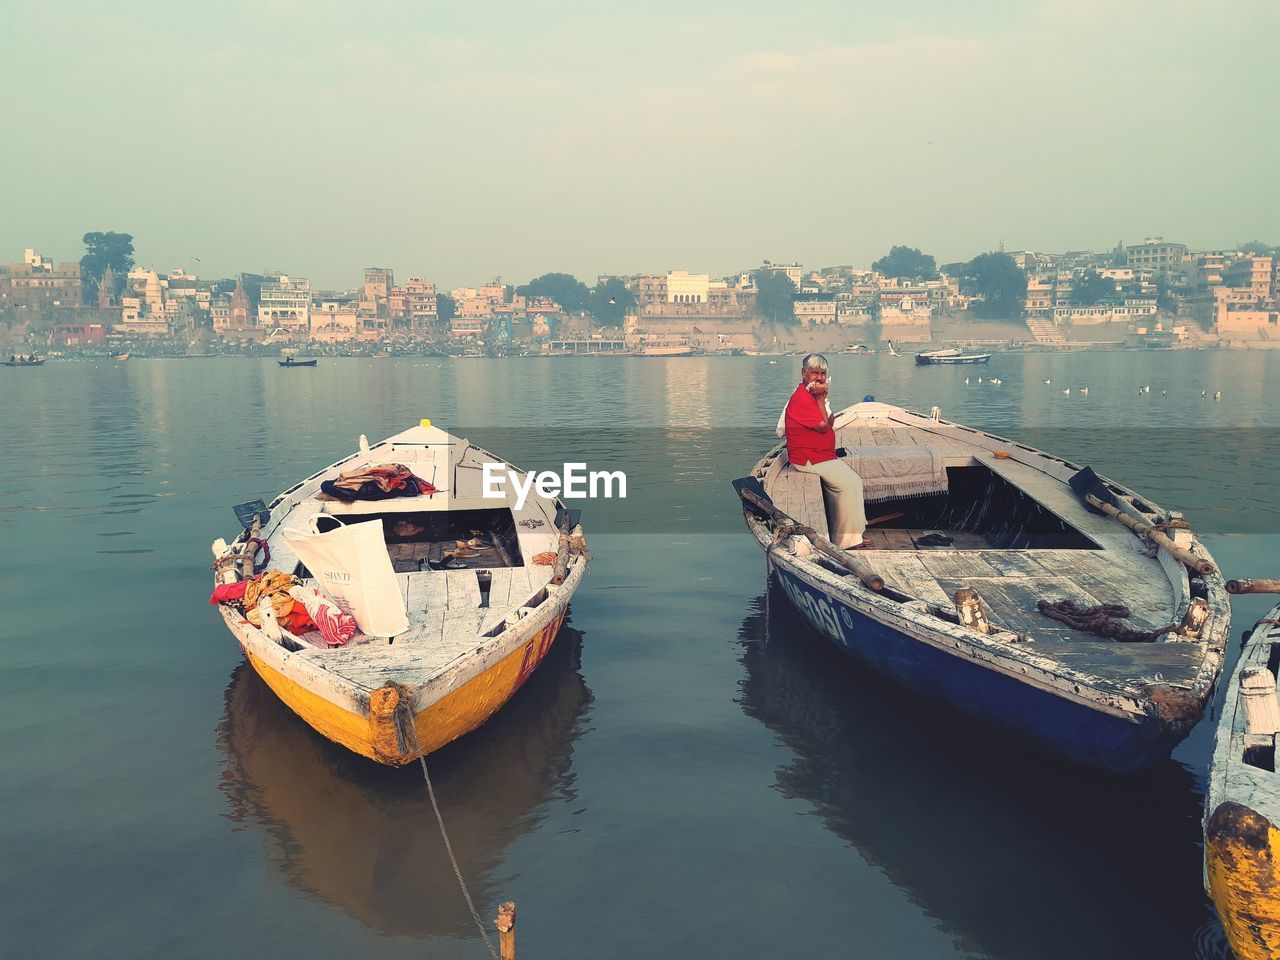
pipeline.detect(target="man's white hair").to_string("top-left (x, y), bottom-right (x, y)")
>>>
top-left (801, 353), bottom-right (829, 372)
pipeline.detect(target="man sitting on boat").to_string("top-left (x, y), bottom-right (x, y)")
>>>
top-left (783, 354), bottom-right (867, 550)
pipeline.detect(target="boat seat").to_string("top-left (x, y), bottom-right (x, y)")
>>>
top-left (767, 462), bottom-right (832, 541)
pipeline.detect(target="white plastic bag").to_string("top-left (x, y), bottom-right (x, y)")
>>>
top-left (282, 517), bottom-right (409, 637)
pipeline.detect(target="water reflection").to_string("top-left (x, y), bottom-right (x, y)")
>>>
top-left (216, 624), bottom-right (593, 939)
top-left (735, 588), bottom-right (1228, 960)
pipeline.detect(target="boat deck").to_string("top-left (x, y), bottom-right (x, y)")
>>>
top-left (255, 426), bottom-right (564, 691)
top-left (761, 403), bottom-right (1200, 679)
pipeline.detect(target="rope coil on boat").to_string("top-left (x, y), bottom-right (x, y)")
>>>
top-left (1036, 599), bottom-right (1180, 643)
top-left (389, 688), bottom-right (500, 960)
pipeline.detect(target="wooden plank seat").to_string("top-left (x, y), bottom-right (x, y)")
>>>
top-left (765, 462), bottom-right (831, 541)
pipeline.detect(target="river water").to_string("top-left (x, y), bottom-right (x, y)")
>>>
top-left (3, 351), bottom-right (1278, 959)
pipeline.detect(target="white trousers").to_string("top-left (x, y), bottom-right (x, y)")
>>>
top-left (793, 457), bottom-right (867, 546)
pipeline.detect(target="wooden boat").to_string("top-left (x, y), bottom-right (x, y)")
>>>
top-left (736, 400), bottom-right (1228, 772)
top-left (915, 348), bottom-right (992, 365)
top-left (1205, 601), bottom-right (1280, 960)
top-left (114, 353), bottom-right (129, 362)
top-left (277, 357), bottom-right (318, 367)
top-left (3, 355), bottom-right (45, 366)
top-left (210, 420), bottom-right (589, 765)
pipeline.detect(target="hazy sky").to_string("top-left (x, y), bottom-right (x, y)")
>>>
top-left (3, 0), bottom-right (1277, 289)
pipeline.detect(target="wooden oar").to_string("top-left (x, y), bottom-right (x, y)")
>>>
top-left (1068, 467), bottom-right (1215, 576)
top-left (1228, 579), bottom-right (1280, 595)
top-left (733, 477), bottom-right (884, 591)
top-left (867, 511), bottom-right (906, 527)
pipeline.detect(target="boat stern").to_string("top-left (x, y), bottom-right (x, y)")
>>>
top-left (1206, 800), bottom-right (1280, 960)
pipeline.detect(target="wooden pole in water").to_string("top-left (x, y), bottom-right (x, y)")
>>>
top-left (1228, 579), bottom-right (1280, 595)
top-left (1084, 494), bottom-right (1215, 576)
top-left (495, 901), bottom-right (516, 960)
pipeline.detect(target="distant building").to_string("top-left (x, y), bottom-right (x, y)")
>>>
top-left (0, 249), bottom-right (83, 317)
top-left (402, 276), bottom-right (438, 333)
top-left (1122, 238), bottom-right (1188, 275)
top-left (793, 295), bottom-right (837, 326)
top-left (880, 293), bottom-right (933, 326)
top-left (630, 275), bottom-right (667, 308)
top-left (666, 270), bottom-right (710, 304)
top-left (451, 316), bottom-right (486, 338)
top-left (1223, 256), bottom-right (1274, 299)
top-left (1024, 277), bottom-right (1053, 318)
top-left (477, 281), bottom-right (508, 304)
top-left (49, 322), bottom-right (106, 346)
top-left (258, 275), bottom-right (311, 332)
top-left (1052, 299), bottom-right (1157, 325)
top-left (310, 297), bottom-right (359, 341)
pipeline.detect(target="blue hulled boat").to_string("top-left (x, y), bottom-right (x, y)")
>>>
top-left (737, 401), bottom-right (1229, 772)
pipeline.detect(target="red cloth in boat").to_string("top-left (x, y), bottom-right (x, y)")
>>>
top-left (320, 463), bottom-right (438, 502)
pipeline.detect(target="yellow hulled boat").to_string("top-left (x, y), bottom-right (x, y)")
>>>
top-left (1206, 601), bottom-right (1280, 959)
top-left (210, 421), bottom-right (588, 765)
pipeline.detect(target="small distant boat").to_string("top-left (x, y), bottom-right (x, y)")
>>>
top-left (915, 348), bottom-right (992, 365)
top-left (638, 338), bottom-right (694, 357)
top-left (735, 400), bottom-right (1228, 771)
top-left (210, 421), bottom-right (588, 765)
top-left (3, 354), bottom-right (46, 367)
top-left (278, 357), bottom-right (318, 367)
top-left (115, 353), bottom-right (129, 362)
top-left (1205, 598), bottom-right (1280, 960)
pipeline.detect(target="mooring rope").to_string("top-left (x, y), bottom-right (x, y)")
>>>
top-left (393, 697), bottom-right (500, 960)
top-left (1036, 599), bottom-right (1180, 643)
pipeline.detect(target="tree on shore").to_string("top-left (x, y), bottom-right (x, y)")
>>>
top-left (1070, 269), bottom-right (1115, 306)
top-left (956, 252), bottom-right (1027, 320)
top-left (516, 272), bottom-right (589, 314)
top-left (80, 231), bottom-right (134, 300)
top-left (436, 292), bottom-right (455, 326)
top-left (752, 268), bottom-right (797, 324)
top-left (1239, 240), bottom-right (1280, 257)
top-left (872, 245), bottom-right (938, 280)
top-left (588, 277), bottom-right (634, 326)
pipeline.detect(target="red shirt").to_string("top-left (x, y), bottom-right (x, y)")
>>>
top-left (785, 384), bottom-right (836, 466)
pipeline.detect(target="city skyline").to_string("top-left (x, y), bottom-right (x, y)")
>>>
top-left (3, 0), bottom-right (1278, 289)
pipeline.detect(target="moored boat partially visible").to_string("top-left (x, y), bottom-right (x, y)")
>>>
top-left (1205, 602), bottom-right (1280, 960)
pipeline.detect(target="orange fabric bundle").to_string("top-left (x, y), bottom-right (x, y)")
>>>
top-left (531, 551), bottom-right (558, 566)
top-left (245, 570), bottom-right (301, 628)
